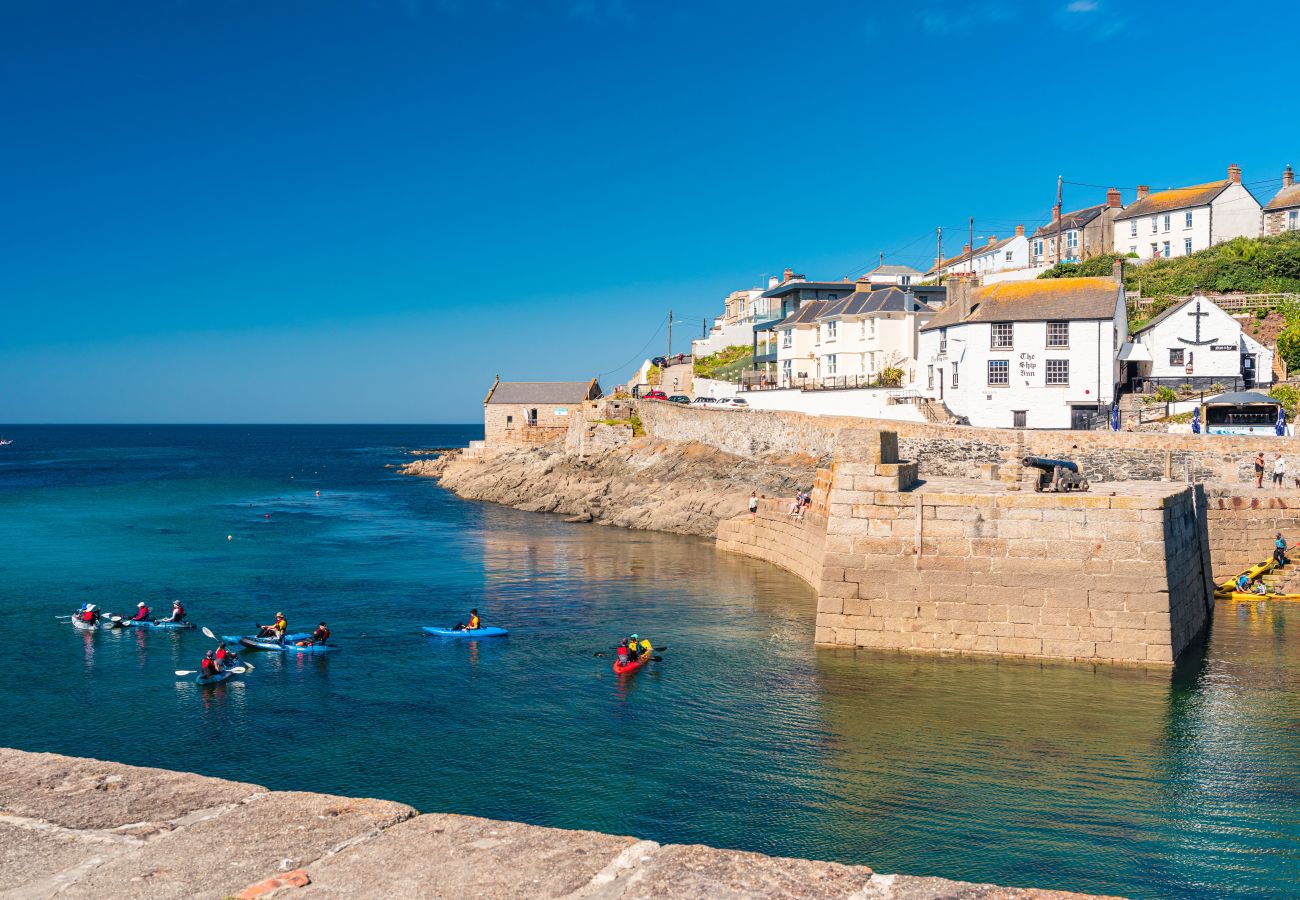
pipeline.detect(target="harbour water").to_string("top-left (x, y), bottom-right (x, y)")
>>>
top-left (0, 425), bottom-right (1296, 898)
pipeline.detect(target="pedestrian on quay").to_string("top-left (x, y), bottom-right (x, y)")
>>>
top-left (1255, 451), bottom-right (1265, 488)
top-left (1273, 453), bottom-right (1287, 487)
top-left (749, 490), bottom-right (759, 519)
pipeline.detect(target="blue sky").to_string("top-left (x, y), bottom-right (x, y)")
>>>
top-left (2, 0), bottom-right (1295, 423)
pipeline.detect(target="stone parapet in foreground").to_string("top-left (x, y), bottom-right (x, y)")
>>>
top-left (0, 748), bottom-right (1114, 899)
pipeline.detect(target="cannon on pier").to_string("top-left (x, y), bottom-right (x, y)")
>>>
top-left (1020, 456), bottom-right (1090, 493)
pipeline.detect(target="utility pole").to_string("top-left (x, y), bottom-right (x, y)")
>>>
top-left (968, 216), bottom-right (974, 274)
top-left (878, 251), bottom-right (884, 269)
top-left (667, 309), bottom-right (673, 360)
top-left (1055, 175), bottom-right (1063, 267)
top-left (936, 227), bottom-right (942, 284)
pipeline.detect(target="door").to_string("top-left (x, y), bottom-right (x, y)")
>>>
top-left (938, 368), bottom-right (944, 400)
top-left (1242, 354), bottom-right (1256, 389)
top-left (1012, 410), bottom-right (1027, 429)
top-left (1071, 405), bottom-right (1099, 430)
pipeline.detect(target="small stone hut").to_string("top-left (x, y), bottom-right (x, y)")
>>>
top-left (483, 377), bottom-right (602, 448)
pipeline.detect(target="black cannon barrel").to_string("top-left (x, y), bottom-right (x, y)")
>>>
top-left (1021, 456), bottom-right (1079, 473)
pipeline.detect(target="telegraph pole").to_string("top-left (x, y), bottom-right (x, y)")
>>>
top-left (936, 226), bottom-right (942, 283)
top-left (667, 309), bottom-right (673, 359)
top-left (1055, 175), bottom-right (1063, 266)
top-left (968, 216), bottom-right (974, 274)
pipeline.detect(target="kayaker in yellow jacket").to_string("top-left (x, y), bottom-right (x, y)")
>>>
top-left (453, 609), bottom-right (481, 631)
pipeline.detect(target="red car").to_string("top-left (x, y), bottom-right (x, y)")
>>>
top-left (642, 390), bottom-right (669, 401)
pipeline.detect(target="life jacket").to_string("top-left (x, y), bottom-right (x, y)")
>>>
top-left (201, 658), bottom-right (217, 675)
top-left (173, 604), bottom-right (185, 619)
top-left (133, 607), bottom-right (149, 621)
top-left (275, 617), bottom-right (287, 632)
top-left (215, 647), bottom-right (232, 662)
top-left (315, 627), bottom-right (330, 642)
top-left (467, 615), bottom-right (480, 630)
top-left (81, 610), bottom-right (96, 622)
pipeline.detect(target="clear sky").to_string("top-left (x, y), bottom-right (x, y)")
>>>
top-left (3, 0), bottom-right (1296, 423)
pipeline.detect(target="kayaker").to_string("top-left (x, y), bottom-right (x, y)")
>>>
top-left (214, 642), bottom-right (238, 669)
top-left (308, 622), bottom-right (330, 645)
top-left (637, 637), bottom-right (653, 658)
top-left (626, 634), bottom-right (641, 662)
top-left (256, 612), bottom-right (288, 642)
top-left (615, 638), bottom-right (630, 666)
top-left (159, 600), bottom-right (185, 624)
top-left (453, 609), bottom-right (481, 632)
top-left (79, 604), bottom-right (99, 625)
top-left (200, 651), bottom-right (219, 678)
top-left (131, 602), bottom-right (150, 622)
top-left (1274, 533), bottom-right (1290, 567)
top-left (1236, 573), bottom-right (1251, 593)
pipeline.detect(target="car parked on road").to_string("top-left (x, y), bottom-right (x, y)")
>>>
top-left (668, 395), bottom-right (691, 404)
top-left (690, 397), bottom-right (717, 405)
top-left (642, 389), bottom-right (669, 401)
top-left (717, 398), bottom-right (750, 410)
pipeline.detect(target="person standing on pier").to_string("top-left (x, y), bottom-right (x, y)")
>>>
top-left (749, 491), bottom-right (759, 519)
top-left (1272, 453), bottom-right (1286, 488)
top-left (1255, 452), bottom-right (1265, 489)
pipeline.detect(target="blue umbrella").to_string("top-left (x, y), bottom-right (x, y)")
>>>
top-left (1109, 403), bottom-right (1120, 431)
top-left (1192, 407), bottom-right (1201, 434)
top-left (1276, 405), bottom-right (1287, 437)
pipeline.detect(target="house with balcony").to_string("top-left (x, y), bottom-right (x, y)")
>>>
top-left (751, 269), bottom-right (855, 381)
top-left (916, 268), bottom-right (1126, 429)
top-left (1113, 164), bottom-right (1262, 260)
top-left (805, 280), bottom-right (936, 387)
top-left (1264, 165), bottom-right (1300, 237)
top-left (771, 300), bottom-right (826, 386)
top-left (482, 377), bottom-right (602, 449)
top-left (1029, 189), bottom-right (1124, 267)
top-left (924, 227), bottom-right (1031, 279)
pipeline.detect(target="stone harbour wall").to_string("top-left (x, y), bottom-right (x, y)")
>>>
top-left (717, 500), bottom-right (827, 589)
top-left (638, 401), bottom-right (1293, 484)
top-left (1203, 491), bottom-right (1300, 579)
top-left (0, 748), bottom-right (1108, 900)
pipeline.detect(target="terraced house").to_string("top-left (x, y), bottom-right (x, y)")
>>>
top-left (1263, 164), bottom-right (1300, 236)
top-left (1029, 189), bottom-right (1124, 267)
top-left (1113, 164), bottom-right (1262, 260)
top-left (924, 226), bottom-right (1030, 279)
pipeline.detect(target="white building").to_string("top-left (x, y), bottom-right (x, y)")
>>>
top-left (772, 300), bottom-right (825, 385)
top-left (1113, 164), bottom-right (1262, 261)
top-left (808, 282), bottom-right (935, 386)
top-left (692, 287), bottom-right (766, 357)
top-left (925, 227), bottom-right (1031, 279)
top-left (863, 263), bottom-right (924, 287)
top-left (916, 271), bottom-right (1126, 430)
top-left (1124, 294), bottom-right (1274, 392)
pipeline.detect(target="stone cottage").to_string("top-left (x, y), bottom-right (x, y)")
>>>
top-left (1263, 165), bottom-right (1299, 237)
top-left (483, 377), bottom-right (602, 448)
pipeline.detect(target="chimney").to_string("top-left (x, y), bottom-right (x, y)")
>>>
top-left (1106, 187), bottom-right (1122, 208)
top-left (962, 242), bottom-right (971, 254)
top-left (1284, 165), bottom-right (1295, 189)
top-left (987, 235), bottom-right (998, 247)
top-left (1015, 224), bottom-right (1024, 237)
top-left (1112, 258), bottom-right (1124, 285)
top-left (782, 267), bottom-right (794, 283)
top-left (855, 275), bottom-right (872, 292)
top-left (1051, 202), bottom-right (1061, 222)
top-left (1228, 163), bottom-right (1242, 184)
top-left (1137, 185), bottom-right (1149, 199)
top-left (949, 273), bottom-right (975, 321)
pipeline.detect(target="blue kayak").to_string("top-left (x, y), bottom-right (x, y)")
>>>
top-left (223, 632), bottom-right (311, 649)
top-left (195, 670), bottom-right (233, 685)
top-left (283, 641), bottom-right (338, 653)
top-left (422, 626), bottom-right (509, 638)
top-left (125, 620), bottom-right (195, 630)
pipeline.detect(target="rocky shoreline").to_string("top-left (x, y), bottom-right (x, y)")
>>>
top-left (399, 440), bottom-right (816, 538)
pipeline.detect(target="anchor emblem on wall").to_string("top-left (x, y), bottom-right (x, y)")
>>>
top-left (1177, 299), bottom-right (1219, 346)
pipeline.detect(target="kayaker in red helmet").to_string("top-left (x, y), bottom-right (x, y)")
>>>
top-left (453, 609), bottom-right (481, 632)
top-left (131, 602), bottom-right (150, 622)
top-left (307, 622), bottom-right (330, 646)
top-left (200, 651), bottom-right (218, 678)
top-left (159, 600), bottom-right (185, 624)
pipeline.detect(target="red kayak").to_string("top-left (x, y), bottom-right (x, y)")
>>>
top-left (613, 655), bottom-right (650, 675)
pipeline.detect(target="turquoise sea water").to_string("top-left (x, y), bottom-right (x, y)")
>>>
top-left (0, 425), bottom-right (1296, 898)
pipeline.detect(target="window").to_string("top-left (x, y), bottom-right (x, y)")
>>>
top-left (1169, 348), bottom-right (1184, 366)
top-left (991, 322), bottom-right (1013, 349)
top-left (927, 365), bottom-right (934, 390)
top-left (859, 321), bottom-right (866, 338)
top-left (825, 293), bottom-right (839, 301)
top-left (1045, 359), bottom-right (1069, 385)
top-left (1046, 321), bottom-right (1069, 347)
top-left (1184, 238), bottom-right (1193, 255)
top-left (1150, 242), bottom-right (1159, 257)
top-left (1290, 210), bottom-right (1299, 231)
top-left (1151, 217), bottom-right (1158, 234)
top-left (781, 330), bottom-right (792, 348)
top-left (869, 318), bottom-right (876, 338)
top-left (951, 365), bottom-right (959, 388)
top-left (1163, 241), bottom-right (1171, 258)
top-left (938, 328), bottom-right (947, 355)
top-left (1129, 245), bottom-right (1137, 255)
top-left (826, 321), bottom-right (837, 341)
top-left (900, 275), bottom-right (912, 287)
top-left (1012, 410), bottom-right (1027, 428)
top-left (1185, 211), bottom-right (1193, 229)
top-left (1066, 230), bottom-right (1079, 250)
top-left (1033, 238), bottom-right (1044, 257)
top-left (527, 408), bottom-right (538, 425)
top-left (1163, 214), bottom-right (1171, 232)
top-left (782, 359), bottom-right (792, 382)
top-left (826, 354), bottom-right (837, 375)
top-left (1004, 250), bottom-right (1013, 261)
top-left (988, 359), bottom-right (1009, 386)
top-left (506, 414), bottom-right (513, 427)
top-left (1129, 221), bottom-right (1137, 237)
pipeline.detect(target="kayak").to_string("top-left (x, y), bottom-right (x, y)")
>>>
top-left (195, 670), bottom-right (233, 685)
top-left (283, 641), bottom-right (338, 653)
top-left (239, 636), bottom-right (287, 651)
top-left (125, 620), bottom-right (195, 630)
top-left (1216, 590), bottom-right (1300, 602)
top-left (71, 617), bottom-right (99, 632)
top-left (422, 626), bottom-right (509, 638)
top-left (613, 655), bottom-right (651, 675)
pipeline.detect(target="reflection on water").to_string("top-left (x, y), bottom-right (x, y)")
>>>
top-left (1, 426), bottom-right (1297, 898)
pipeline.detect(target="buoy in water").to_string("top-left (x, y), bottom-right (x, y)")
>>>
top-left (264, 513), bottom-right (270, 519)
top-left (227, 535), bottom-right (233, 541)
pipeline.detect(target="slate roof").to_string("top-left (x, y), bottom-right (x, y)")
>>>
top-left (485, 380), bottom-right (599, 404)
top-left (1264, 183), bottom-right (1300, 212)
top-left (925, 236), bottom-right (1017, 276)
top-left (819, 287), bottom-right (933, 319)
top-left (1115, 181), bottom-right (1235, 221)
top-left (772, 300), bottom-right (827, 328)
top-left (1031, 204), bottom-right (1107, 239)
top-left (920, 278), bottom-right (1120, 331)
top-left (866, 264), bottom-right (924, 277)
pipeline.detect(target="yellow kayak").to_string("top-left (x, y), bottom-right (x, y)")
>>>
top-left (1215, 590), bottom-right (1300, 602)
top-left (1216, 558), bottom-right (1278, 595)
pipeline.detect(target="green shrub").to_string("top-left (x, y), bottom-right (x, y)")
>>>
top-left (1269, 384), bottom-right (1300, 414)
top-left (1277, 326), bottom-right (1300, 373)
top-left (693, 345), bottom-right (753, 381)
top-left (877, 367), bottom-right (904, 388)
top-left (1154, 386), bottom-right (1178, 403)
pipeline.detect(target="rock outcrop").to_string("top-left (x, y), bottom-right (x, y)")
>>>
top-left (402, 440), bottom-right (816, 537)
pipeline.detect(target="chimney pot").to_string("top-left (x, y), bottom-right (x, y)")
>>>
top-left (962, 243), bottom-right (971, 254)
top-left (987, 235), bottom-right (998, 247)
top-left (1015, 224), bottom-right (1025, 237)
top-left (1106, 187), bottom-right (1122, 208)
top-left (1284, 165), bottom-right (1295, 189)
top-left (1137, 185), bottom-right (1149, 199)
top-left (1228, 163), bottom-right (1242, 184)
top-left (1113, 258), bottom-right (1124, 285)
top-left (782, 267), bottom-right (794, 282)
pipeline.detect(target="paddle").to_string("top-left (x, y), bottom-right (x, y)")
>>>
top-left (175, 665), bottom-right (247, 677)
top-left (54, 615), bottom-right (73, 620)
